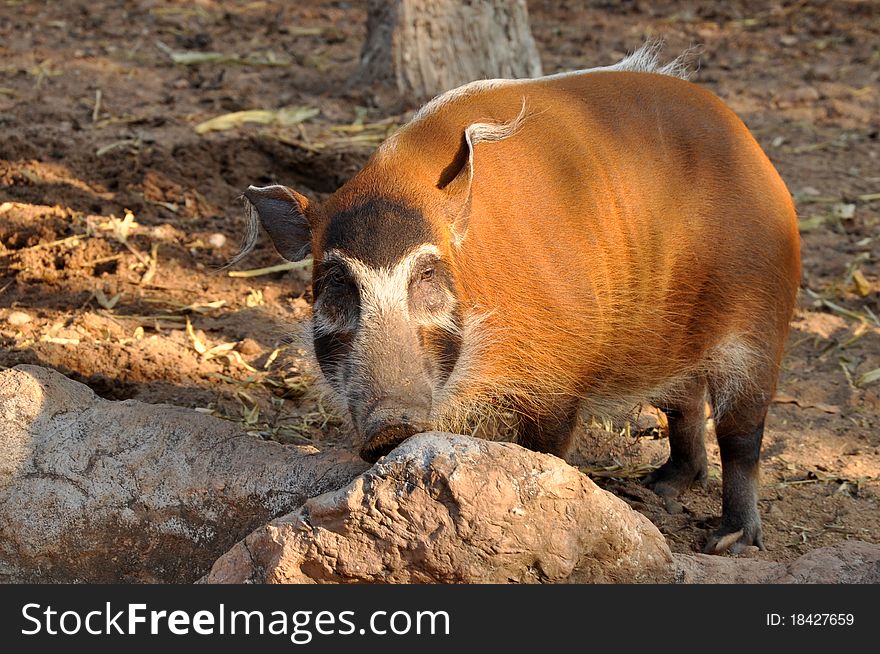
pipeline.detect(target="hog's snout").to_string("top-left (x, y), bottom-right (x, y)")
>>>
top-left (359, 406), bottom-right (431, 463)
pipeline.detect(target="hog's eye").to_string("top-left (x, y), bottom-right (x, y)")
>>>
top-left (324, 267), bottom-right (347, 288)
top-left (419, 267), bottom-right (435, 283)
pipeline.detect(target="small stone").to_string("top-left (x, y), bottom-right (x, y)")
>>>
top-left (806, 64), bottom-right (835, 81)
top-left (207, 233), bottom-right (227, 249)
top-left (6, 311), bottom-right (32, 327)
top-left (634, 406), bottom-right (663, 433)
top-left (776, 86), bottom-right (819, 106)
top-left (738, 545), bottom-right (761, 558)
top-left (237, 338), bottom-right (262, 356)
top-left (832, 203), bottom-right (855, 220)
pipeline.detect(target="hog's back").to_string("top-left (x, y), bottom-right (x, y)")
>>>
top-left (441, 72), bottom-right (800, 401)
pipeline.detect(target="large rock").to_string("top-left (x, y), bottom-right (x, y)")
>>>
top-left (0, 365), bottom-right (369, 583)
top-left (673, 541), bottom-right (880, 584)
top-left (203, 433), bottom-right (674, 583)
top-left (6, 365), bottom-right (875, 586)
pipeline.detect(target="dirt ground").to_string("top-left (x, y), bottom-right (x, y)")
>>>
top-left (1, 0), bottom-right (878, 563)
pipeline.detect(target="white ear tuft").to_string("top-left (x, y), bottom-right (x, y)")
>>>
top-left (463, 98), bottom-right (529, 181)
top-left (449, 99), bottom-right (530, 247)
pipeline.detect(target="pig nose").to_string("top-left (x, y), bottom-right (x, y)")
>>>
top-left (359, 407), bottom-right (431, 463)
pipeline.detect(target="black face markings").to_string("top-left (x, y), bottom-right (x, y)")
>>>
top-left (312, 258), bottom-right (361, 334)
top-left (321, 198), bottom-right (435, 268)
top-left (313, 331), bottom-right (353, 381)
top-left (418, 324), bottom-right (462, 384)
top-left (311, 201), bottom-right (462, 405)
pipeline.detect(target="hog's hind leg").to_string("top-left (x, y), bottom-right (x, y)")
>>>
top-left (644, 377), bottom-right (709, 513)
top-left (704, 391), bottom-right (769, 555)
top-left (702, 335), bottom-right (787, 555)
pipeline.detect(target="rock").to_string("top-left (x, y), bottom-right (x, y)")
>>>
top-left (806, 63), bottom-right (835, 82)
top-left (0, 365), bottom-right (369, 583)
top-left (672, 541), bottom-right (880, 584)
top-left (777, 541), bottom-right (880, 583)
top-left (672, 554), bottom-right (782, 584)
top-left (203, 433), bottom-right (674, 584)
top-left (237, 337), bottom-right (262, 357)
top-left (775, 86), bottom-right (820, 107)
top-left (634, 405), bottom-right (666, 433)
top-left (6, 311), bottom-right (32, 327)
top-left (207, 233), bottom-right (227, 249)
top-left (6, 365), bottom-right (874, 586)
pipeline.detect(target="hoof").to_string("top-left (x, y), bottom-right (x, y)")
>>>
top-left (644, 460), bottom-right (707, 511)
top-left (704, 522), bottom-right (765, 555)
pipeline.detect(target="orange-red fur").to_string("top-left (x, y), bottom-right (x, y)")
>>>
top-left (311, 70), bottom-right (800, 428)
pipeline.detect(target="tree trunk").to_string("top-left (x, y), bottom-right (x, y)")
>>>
top-left (357, 0), bottom-right (543, 105)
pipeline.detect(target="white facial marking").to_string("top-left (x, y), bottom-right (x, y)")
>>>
top-left (314, 243), bottom-right (459, 336)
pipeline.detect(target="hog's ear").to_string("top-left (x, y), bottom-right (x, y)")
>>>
top-left (243, 184), bottom-right (312, 262)
top-left (435, 132), bottom-right (473, 246)
top-left (436, 101), bottom-right (528, 246)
